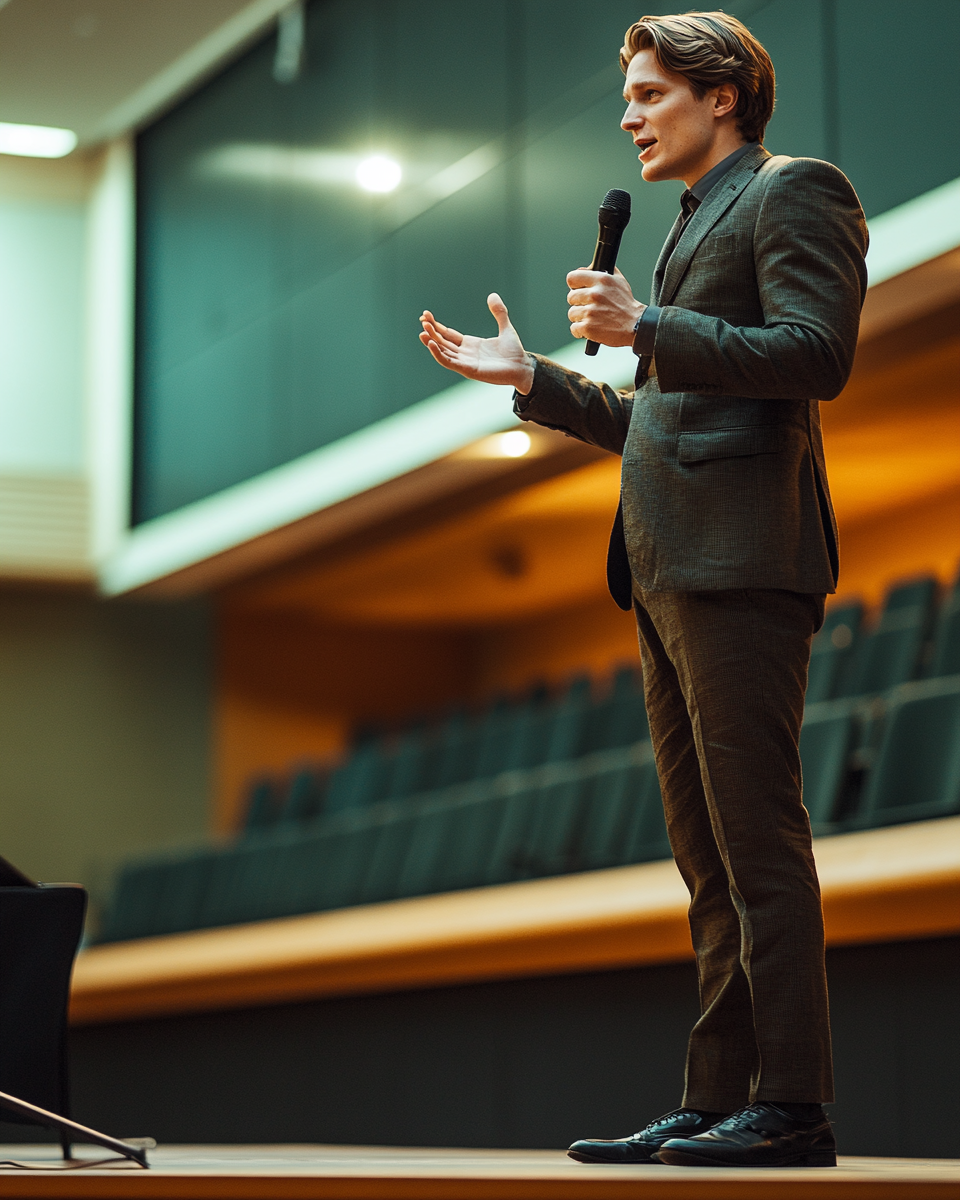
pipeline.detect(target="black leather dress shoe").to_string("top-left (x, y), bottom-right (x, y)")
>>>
top-left (655, 1102), bottom-right (837, 1167)
top-left (567, 1109), bottom-right (726, 1164)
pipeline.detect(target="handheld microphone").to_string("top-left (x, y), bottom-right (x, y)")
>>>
top-left (584, 188), bottom-right (632, 356)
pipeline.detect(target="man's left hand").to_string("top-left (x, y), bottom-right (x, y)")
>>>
top-left (566, 267), bottom-right (644, 346)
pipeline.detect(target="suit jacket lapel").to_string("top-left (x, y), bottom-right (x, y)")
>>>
top-left (652, 213), bottom-right (683, 305)
top-left (658, 145), bottom-right (771, 308)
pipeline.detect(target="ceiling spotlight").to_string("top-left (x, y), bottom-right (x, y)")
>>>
top-left (495, 430), bottom-right (532, 458)
top-left (356, 154), bottom-right (402, 193)
top-left (0, 122), bottom-right (77, 158)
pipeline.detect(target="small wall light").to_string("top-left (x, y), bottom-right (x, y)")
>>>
top-left (0, 122), bottom-right (77, 158)
top-left (356, 155), bottom-right (402, 193)
top-left (494, 430), bottom-right (532, 458)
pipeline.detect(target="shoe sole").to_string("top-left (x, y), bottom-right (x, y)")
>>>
top-left (567, 1150), bottom-right (660, 1165)
top-left (656, 1149), bottom-right (837, 1168)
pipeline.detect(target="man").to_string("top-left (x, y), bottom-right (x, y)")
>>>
top-left (420, 11), bottom-right (867, 1169)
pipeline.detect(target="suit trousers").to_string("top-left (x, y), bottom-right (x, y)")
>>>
top-left (633, 587), bottom-right (833, 1108)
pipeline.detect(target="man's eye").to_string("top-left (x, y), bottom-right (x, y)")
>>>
top-left (646, 90), bottom-right (660, 100)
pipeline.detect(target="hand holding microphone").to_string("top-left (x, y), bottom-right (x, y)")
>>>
top-left (418, 187), bottom-right (644, 391)
top-left (567, 189), bottom-right (645, 352)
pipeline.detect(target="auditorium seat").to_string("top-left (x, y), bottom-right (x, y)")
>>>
top-left (436, 796), bottom-right (509, 893)
top-left (806, 602), bottom-right (863, 703)
top-left (280, 769), bottom-right (327, 823)
top-left (486, 787), bottom-right (543, 886)
top-left (429, 710), bottom-right (479, 789)
top-left (358, 814), bottom-right (423, 905)
top-left (799, 700), bottom-right (859, 832)
top-left (323, 739), bottom-right (390, 814)
top-left (848, 675), bottom-right (960, 829)
top-left (617, 760), bottom-right (670, 863)
top-left (837, 577), bottom-right (938, 697)
top-left (380, 726), bottom-right (433, 802)
top-left (101, 852), bottom-right (212, 941)
top-left (512, 777), bottom-right (587, 879)
top-left (582, 666), bottom-right (648, 752)
top-left (98, 861), bottom-right (164, 941)
top-left (243, 778), bottom-right (281, 831)
top-left (394, 806), bottom-right (459, 897)
top-left (96, 574), bottom-right (960, 943)
top-left (571, 764), bottom-right (638, 872)
top-left (928, 572), bottom-right (960, 678)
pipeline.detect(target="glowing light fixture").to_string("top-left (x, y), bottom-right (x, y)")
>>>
top-left (494, 430), bottom-right (532, 458)
top-left (0, 122), bottom-right (77, 158)
top-left (356, 154), bottom-right (402, 193)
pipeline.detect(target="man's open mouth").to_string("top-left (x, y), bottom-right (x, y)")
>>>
top-left (637, 139), bottom-right (657, 157)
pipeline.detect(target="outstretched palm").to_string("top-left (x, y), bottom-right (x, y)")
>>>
top-left (419, 293), bottom-right (533, 391)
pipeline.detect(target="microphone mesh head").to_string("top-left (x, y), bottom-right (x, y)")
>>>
top-left (598, 188), bottom-right (631, 229)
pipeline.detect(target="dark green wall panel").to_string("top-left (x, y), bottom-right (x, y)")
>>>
top-left (133, 0), bottom-right (960, 523)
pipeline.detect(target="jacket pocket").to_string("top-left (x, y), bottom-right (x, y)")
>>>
top-left (678, 425), bottom-right (783, 463)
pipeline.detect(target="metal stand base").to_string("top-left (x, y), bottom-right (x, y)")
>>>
top-left (0, 1089), bottom-right (150, 1168)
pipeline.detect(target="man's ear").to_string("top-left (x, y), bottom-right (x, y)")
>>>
top-left (713, 81), bottom-right (739, 120)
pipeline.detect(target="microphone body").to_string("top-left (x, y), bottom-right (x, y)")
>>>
top-left (585, 188), bottom-right (631, 356)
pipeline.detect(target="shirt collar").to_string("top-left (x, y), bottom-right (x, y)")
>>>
top-left (689, 141), bottom-right (760, 204)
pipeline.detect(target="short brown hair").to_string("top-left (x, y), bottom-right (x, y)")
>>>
top-left (620, 12), bottom-right (775, 143)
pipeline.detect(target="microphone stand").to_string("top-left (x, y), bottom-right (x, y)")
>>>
top-left (0, 1090), bottom-right (151, 1168)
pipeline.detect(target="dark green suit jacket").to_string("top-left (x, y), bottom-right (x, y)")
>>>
top-left (514, 145), bottom-right (868, 603)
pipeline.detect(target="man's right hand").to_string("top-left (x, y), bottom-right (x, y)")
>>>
top-left (419, 293), bottom-right (535, 395)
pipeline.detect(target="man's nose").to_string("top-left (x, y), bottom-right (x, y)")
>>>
top-left (621, 107), bottom-right (642, 131)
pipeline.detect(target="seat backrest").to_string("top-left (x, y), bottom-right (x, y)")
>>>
top-left (495, 686), bottom-right (560, 773)
top-left (150, 852), bottom-right (216, 935)
top-left (323, 738), bottom-right (391, 813)
top-left (435, 795), bottom-right (509, 894)
top-left (569, 764), bottom-right (638, 872)
top-left (838, 578), bottom-right (938, 697)
top-left (799, 701), bottom-right (858, 829)
top-left (543, 674), bottom-right (593, 763)
top-left (471, 697), bottom-right (520, 779)
top-left (280, 768), bottom-right (327, 823)
top-left (856, 675), bottom-right (960, 827)
top-left (928, 572), bottom-right (960, 679)
top-left (380, 726), bottom-right (432, 801)
top-left (618, 759), bottom-right (670, 864)
top-left (429, 710), bottom-right (478, 789)
top-left (582, 666), bottom-right (648, 753)
top-left (395, 805), bottom-right (468, 898)
top-left (243, 777), bottom-right (280, 831)
top-left (514, 777), bottom-right (589, 879)
top-left (806, 602), bottom-right (863, 703)
top-left (99, 858), bottom-right (170, 942)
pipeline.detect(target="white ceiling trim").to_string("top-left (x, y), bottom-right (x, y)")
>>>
top-left (86, 0), bottom-right (293, 144)
top-left (865, 176), bottom-right (960, 286)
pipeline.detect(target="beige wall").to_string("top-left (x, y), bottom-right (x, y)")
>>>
top-left (0, 588), bottom-right (212, 932)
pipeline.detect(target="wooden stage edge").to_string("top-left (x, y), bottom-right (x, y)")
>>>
top-left (1, 1146), bottom-right (959, 1200)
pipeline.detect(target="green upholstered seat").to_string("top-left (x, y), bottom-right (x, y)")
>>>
top-left (799, 699), bottom-right (860, 831)
top-left (928, 574), bottom-right (960, 679)
top-left (837, 578), bottom-right (937, 698)
top-left (806, 603), bottom-right (863, 703)
top-left (850, 675), bottom-right (960, 829)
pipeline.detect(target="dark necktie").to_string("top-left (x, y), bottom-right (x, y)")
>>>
top-left (678, 188), bottom-right (701, 233)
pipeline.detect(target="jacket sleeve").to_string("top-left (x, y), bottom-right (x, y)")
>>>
top-left (653, 158), bottom-right (869, 401)
top-left (512, 353), bottom-right (634, 456)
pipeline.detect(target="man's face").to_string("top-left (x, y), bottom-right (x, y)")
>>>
top-left (621, 48), bottom-right (724, 183)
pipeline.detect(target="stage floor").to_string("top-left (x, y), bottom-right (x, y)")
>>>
top-left (1, 1144), bottom-right (958, 1199)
